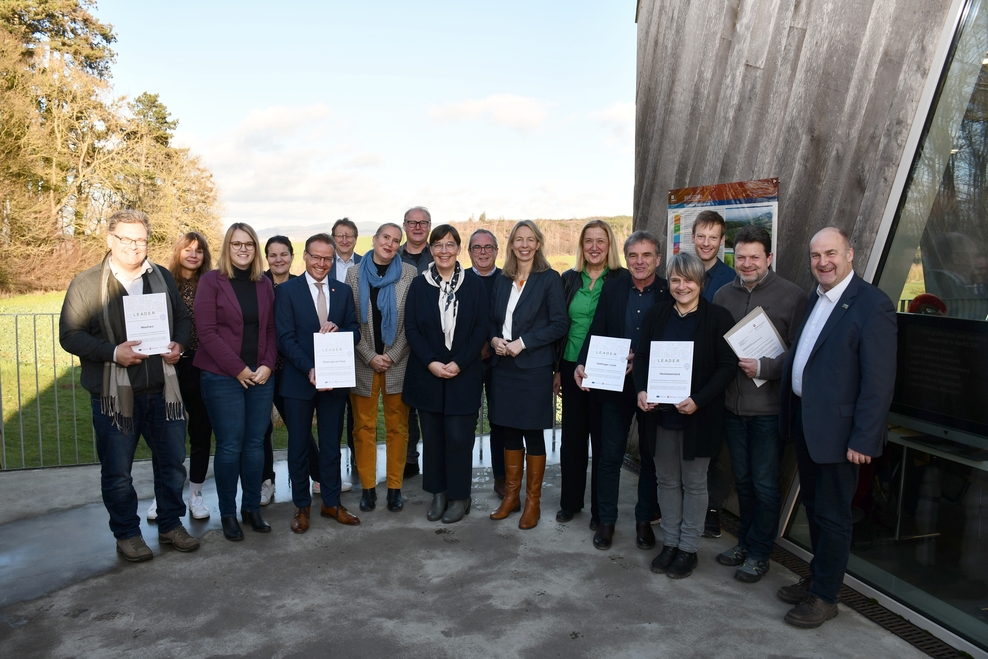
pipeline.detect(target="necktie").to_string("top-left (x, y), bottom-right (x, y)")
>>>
top-left (315, 282), bottom-right (328, 324)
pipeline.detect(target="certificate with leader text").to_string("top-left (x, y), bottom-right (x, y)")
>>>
top-left (122, 293), bottom-right (171, 355)
top-left (583, 335), bottom-right (632, 392)
top-left (646, 341), bottom-right (693, 403)
top-left (723, 306), bottom-right (786, 388)
top-left (313, 331), bottom-right (356, 389)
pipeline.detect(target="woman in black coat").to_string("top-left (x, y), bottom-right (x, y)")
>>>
top-left (489, 220), bottom-right (569, 529)
top-left (634, 252), bottom-right (735, 579)
top-left (403, 225), bottom-right (489, 523)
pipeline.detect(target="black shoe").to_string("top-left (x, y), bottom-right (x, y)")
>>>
top-left (241, 510), bottom-right (271, 532)
top-left (777, 577), bottom-right (813, 605)
top-left (592, 523), bottom-right (615, 550)
top-left (784, 594), bottom-right (838, 628)
top-left (635, 521), bottom-right (656, 550)
top-left (666, 550), bottom-right (698, 579)
top-left (360, 488), bottom-right (377, 511)
top-left (221, 516), bottom-right (244, 541)
top-left (702, 508), bottom-right (721, 538)
top-left (386, 488), bottom-right (403, 512)
top-left (589, 515), bottom-right (601, 531)
top-left (556, 509), bottom-right (575, 523)
top-left (403, 462), bottom-right (420, 478)
top-left (650, 545), bottom-right (678, 574)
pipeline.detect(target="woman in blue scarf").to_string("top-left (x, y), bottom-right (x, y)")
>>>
top-left (345, 223), bottom-right (419, 513)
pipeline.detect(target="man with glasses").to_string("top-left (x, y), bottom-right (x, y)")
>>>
top-left (465, 229), bottom-right (506, 496)
top-left (275, 233), bottom-right (362, 532)
top-left (60, 209), bottom-right (199, 561)
top-left (331, 218), bottom-right (362, 481)
top-left (331, 218), bottom-right (361, 282)
top-left (399, 206), bottom-right (434, 478)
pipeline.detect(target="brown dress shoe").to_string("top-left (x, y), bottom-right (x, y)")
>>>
top-left (321, 504), bottom-right (361, 525)
top-left (291, 507), bottom-right (310, 533)
top-left (784, 594), bottom-right (838, 628)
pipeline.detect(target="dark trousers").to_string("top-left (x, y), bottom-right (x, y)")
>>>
top-left (706, 441), bottom-right (730, 512)
top-left (483, 360), bottom-right (506, 479)
top-left (283, 393), bottom-right (346, 509)
top-left (264, 378), bottom-right (319, 484)
top-left (597, 395), bottom-right (657, 525)
top-left (792, 402), bottom-right (860, 604)
top-left (724, 412), bottom-right (782, 560)
top-left (503, 427), bottom-right (545, 455)
top-left (558, 360), bottom-right (602, 517)
top-left (92, 393), bottom-right (187, 538)
top-left (420, 410), bottom-right (477, 500)
top-left (407, 407), bottom-right (422, 464)
top-left (176, 352), bottom-right (213, 484)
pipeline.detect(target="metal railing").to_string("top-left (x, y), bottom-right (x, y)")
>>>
top-left (1, 312), bottom-right (560, 471)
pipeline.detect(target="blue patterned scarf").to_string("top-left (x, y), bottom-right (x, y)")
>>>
top-left (357, 249), bottom-right (403, 346)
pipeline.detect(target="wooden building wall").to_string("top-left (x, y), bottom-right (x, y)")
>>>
top-left (634, 0), bottom-right (954, 287)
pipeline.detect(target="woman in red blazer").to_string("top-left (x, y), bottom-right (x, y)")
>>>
top-left (194, 223), bottom-right (277, 541)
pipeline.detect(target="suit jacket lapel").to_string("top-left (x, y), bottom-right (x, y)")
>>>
top-left (512, 270), bottom-right (539, 314)
top-left (218, 276), bottom-right (244, 323)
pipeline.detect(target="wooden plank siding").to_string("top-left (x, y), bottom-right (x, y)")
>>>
top-left (634, 0), bottom-right (953, 288)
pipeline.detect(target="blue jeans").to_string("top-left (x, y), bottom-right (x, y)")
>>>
top-left (92, 394), bottom-right (187, 538)
top-left (724, 412), bottom-right (782, 560)
top-left (200, 371), bottom-right (274, 517)
top-left (598, 397), bottom-right (655, 525)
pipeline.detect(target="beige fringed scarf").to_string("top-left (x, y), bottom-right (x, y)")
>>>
top-left (98, 254), bottom-right (185, 432)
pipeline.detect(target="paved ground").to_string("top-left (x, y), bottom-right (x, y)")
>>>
top-left (0, 442), bottom-right (928, 658)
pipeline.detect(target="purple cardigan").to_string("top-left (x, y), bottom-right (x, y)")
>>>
top-left (193, 269), bottom-right (277, 378)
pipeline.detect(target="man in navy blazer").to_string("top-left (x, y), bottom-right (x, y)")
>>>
top-left (778, 227), bottom-right (896, 628)
top-left (330, 218), bottom-right (363, 481)
top-left (574, 230), bottom-right (670, 550)
top-left (275, 233), bottom-right (362, 533)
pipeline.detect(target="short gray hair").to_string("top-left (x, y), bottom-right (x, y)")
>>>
top-left (108, 209), bottom-right (151, 236)
top-left (469, 228), bottom-right (498, 249)
top-left (667, 252), bottom-right (705, 286)
top-left (403, 206), bottom-right (431, 224)
top-left (623, 230), bottom-right (659, 257)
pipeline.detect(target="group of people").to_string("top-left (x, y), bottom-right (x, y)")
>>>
top-left (60, 206), bottom-right (896, 631)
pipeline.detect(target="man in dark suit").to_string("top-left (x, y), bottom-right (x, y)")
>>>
top-left (275, 233), bottom-right (362, 533)
top-left (574, 230), bottom-right (670, 549)
top-left (778, 227), bottom-right (897, 628)
top-left (331, 218), bottom-right (363, 484)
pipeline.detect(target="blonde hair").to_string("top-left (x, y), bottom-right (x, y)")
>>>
top-left (502, 220), bottom-right (551, 279)
top-left (217, 223), bottom-right (265, 281)
top-left (574, 219), bottom-right (622, 272)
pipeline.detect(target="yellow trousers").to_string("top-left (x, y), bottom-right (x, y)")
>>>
top-left (350, 371), bottom-right (409, 489)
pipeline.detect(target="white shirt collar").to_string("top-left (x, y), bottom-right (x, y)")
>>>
top-left (472, 266), bottom-right (496, 277)
top-left (815, 270), bottom-right (854, 303)
top-left (304, 271), bottom-right (327, 287)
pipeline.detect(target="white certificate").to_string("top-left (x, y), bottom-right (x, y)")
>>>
top-left (646, 341), bottom-right (693, 403)
top-left (723, 306), bottom-right (786, 388)
top-left (583, 335), bottom-right (632, 392)
top-left (313, 331), bottom-right (356, 389)
top-left (122, 293), bottom-right (171, 355)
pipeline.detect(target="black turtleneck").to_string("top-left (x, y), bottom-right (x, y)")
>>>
top-left (229, 266), bottom-right (259, 367)
top-left (370, 260), bottom-right (390, 354)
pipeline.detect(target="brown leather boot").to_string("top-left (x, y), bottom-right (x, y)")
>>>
top-left (490, 450), bottom-right (524, 519)
top-left (493, 478), bottom-right (506, 499)
top-left (519, 454), bottom-right (546, 529)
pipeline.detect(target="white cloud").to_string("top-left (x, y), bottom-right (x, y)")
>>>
top-left (428, 94), bottom-right (550, 130)
top-left (592, 101), bottom-right (635, 149)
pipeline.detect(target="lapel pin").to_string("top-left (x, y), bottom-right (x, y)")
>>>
top-left (842, 303), bottom-right (849, 309)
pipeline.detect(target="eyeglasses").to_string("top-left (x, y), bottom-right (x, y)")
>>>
top-left (333, 233), bottom-right (354, 241)
top-left (231, 241), bottom-right (256, 251)
top-left (111, 233), bottom-right (148, 248)
top-left (305, 252), bottom-right (334, 264)
top-left (470, 245), bottom-right (495, 253)
top-left (404, 220), bottom-right (430, 228)
top-left (431, 242), bottom-right (459, 253)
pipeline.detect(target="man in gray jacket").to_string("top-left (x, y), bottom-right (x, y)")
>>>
top-left (712, 225), bottom-right (808, 582)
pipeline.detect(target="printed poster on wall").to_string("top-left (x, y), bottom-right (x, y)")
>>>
top-left (667, 178), bottom-right (780, 269)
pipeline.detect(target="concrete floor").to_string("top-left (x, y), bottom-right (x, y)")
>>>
top-left (0, 441), bottom-right (928, 658)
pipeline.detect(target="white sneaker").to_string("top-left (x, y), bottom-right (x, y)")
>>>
top-left (146, 498), bottom-right (158, 522)
top-left (341, 481), bottom-right (353, 492)
top-left (260, 479), bottom-right (275, 506)
top-left (312, 481), bottom-right (321, 495)
top-left (188, 493), bottom-right (210, 519)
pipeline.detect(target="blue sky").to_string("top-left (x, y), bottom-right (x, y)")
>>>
top-left (94, 1), bottom-right (637, 230)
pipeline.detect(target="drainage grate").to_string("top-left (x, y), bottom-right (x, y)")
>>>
top-left (719, 512), bottom-right (969, 659)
